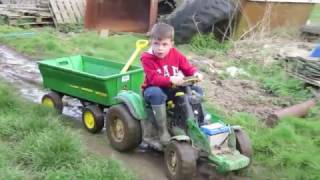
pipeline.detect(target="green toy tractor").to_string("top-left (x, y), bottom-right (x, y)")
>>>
top-left (38, 54), bottom-right (252, 180)
top-left (106, 76), bottom-right (252, 180)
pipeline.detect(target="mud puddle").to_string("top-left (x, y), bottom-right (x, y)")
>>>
top-left (0, 45), bottom-right (228, 180)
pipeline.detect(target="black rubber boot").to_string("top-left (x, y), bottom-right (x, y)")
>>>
top-left (141, 120), bottom-right (163, 151)
top-left (152, 104), bottom-right (171, 145)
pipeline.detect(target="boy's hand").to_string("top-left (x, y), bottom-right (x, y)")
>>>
top-left (170, 76), bottom-right (185, 86)
top-left (194, 72), bottom-right (204, 81)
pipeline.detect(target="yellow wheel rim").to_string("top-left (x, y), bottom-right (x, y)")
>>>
top-left (42, 97), bottom-right (54, 108)
top-left (111, 118), bottom-right (125, 142)
top-left (84, 111), bottom-right (95, 129)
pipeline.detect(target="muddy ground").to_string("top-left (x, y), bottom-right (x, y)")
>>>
top-left (0, 37), bottom-right (315, 179)
top-left (188, 38), bottom-right (315, 121)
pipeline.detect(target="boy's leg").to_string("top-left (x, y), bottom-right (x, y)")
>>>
top-left (190, 85), bottom-right (212, 124)
top-left (191, 85), bottom-right (204, 96)
top-left (143, 87), bottom-right (171, 145)
top-left (144, 86), bottom-right (167, 105)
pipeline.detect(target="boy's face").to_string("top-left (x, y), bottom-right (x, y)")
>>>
top-left (151, 38), bottom-right (173, 59)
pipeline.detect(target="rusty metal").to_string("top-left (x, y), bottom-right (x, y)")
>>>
top-left (266, 99), bottom-right (317, 127)
top-left (234, 0), bottom-right (316, 39)
top-left (84, 0), bottom-right (158, 33)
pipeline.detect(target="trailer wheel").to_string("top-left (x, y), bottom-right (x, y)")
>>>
top-left (164, 141), bottom-right (197, 180)
top-left (235, 129), bottom-right (253, 158)
top-left (82, 105), bottom-right (104, 134)
top-left (106, 104), bottom-right (142, 151)
top-left (41, 92), bottom-right (63, 114)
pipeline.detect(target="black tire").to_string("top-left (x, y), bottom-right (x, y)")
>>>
top-left (82, 105), bottom-right (104, 134)
top-left (165, 0), bottom-right (236, 43)
top-left (106, 104), bottom-right (142, 151)
top-left (41, 92), bottom-right (63, 114)
top-left (164, 141), bottom-right (197, 180)
top-left (235, 129), bottom-right (253, 158)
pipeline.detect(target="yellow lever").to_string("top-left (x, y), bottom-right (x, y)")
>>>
top-left (120, 39), bottom-right (149, 73)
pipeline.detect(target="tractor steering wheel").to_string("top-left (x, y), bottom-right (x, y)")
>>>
top-left (180, 76), bottom-right (200, 87)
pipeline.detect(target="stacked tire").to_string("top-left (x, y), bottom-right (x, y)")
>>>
top-left (165, 0), bottom-right (236, 43)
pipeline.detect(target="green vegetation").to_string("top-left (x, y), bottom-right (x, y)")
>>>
top-left (0, 25), bottom-right (144, 62)
top-left (236, 61), bottom-right (312, 103)
top-left (0, 80), bottom-right (135, 180)
top-left (226, 112), bottom-right (320, 180)
top-left (179, 34), bottom-right (231, 57)
top-left (189, 34), bottom-right (231, 55)
top-left (309, 4), bottom-right (320, 25)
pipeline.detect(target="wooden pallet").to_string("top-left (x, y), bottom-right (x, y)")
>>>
top-left (49, 0), bottom-right (86, 26)
top-left (0, 4), bottom-right (53, 26)
top-left (7, 15), bottom-right (53, 26)
top-left (0, 0), bottom-right (46, 4)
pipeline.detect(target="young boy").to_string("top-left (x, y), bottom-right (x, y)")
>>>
top-left (141, 23), bottom-right (204, 147)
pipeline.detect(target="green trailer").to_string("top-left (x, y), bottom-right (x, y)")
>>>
top-left (38, 55), bottom-right (145, 133)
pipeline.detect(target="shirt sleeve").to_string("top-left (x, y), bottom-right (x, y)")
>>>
top-left (177, 50), bottom-right (197, 76)
top-left (141, 57), bottom-right (171, 87)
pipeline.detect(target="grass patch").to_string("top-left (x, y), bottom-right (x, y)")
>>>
top-left (0, 80), bottom-right (136, 179)
top-left (309, 4), bottom-right (320, 25)
top-left (17, 129), bottom-right (83, 170)
top-left (0, 25), bottom-right (145, 63)
top-left (180, 34), bottom-right (231, 57)
top-left (223, 112), bottom-right (320, 180)
top-left (231, 60), bottom-right (312, 103)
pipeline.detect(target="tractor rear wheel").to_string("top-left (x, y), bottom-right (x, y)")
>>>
top-left (164, 141), bottom-right (197, 180)
top-left (106, 104), bottom-right (142, 151)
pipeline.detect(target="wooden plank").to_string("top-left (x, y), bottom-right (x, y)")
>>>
top-left (56, 0), bottom-right (71, 23)
top-left (49, 0), bottom-right (63, 25)
top-left (77, 0), bottom-right (85, 16)
top-left (62, 0), bottom-right (77, 23)
top-left (69, 0), bottom-right (81, 23)
top-left (49, 0), bottom-right (85, 25)
top-left (49, 0), bottom-right (63, 24)
top-left (76, 0), bottom-right (84, 22)
top-left (74, 0), bottom-right (81, 17)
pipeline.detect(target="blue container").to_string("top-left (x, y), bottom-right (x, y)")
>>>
top-left (310, 44), bottom-right (320, 58)
top-left (201, 125), bottom-right (230, 136)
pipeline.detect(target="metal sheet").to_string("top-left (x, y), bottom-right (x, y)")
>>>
top-left (234, 1), bottom-right (315, 38)
top-left (84, 0), bottom-right (158, 33)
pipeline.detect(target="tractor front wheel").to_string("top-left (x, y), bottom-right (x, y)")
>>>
top-left (164, 141), bottom-right (197, 180)
top-left (106, 104), bottom-right (142, 151)
top-left (235, 129), bottom-right (253, 158)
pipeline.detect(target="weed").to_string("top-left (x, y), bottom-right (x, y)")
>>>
top-left (233, 60), bottom-right (312, 102)
top-left (219, 111), bottom-right (320, 179)
top-left (44, 157), bottom-right (136, 180)
top-left (189, 34), bottom-right (231, 56)
top-left (17, 129), bottom-right (83, 170)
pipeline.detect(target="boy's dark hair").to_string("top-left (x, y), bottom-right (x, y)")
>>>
top-left (149, 23), bottom-right (174, 40)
